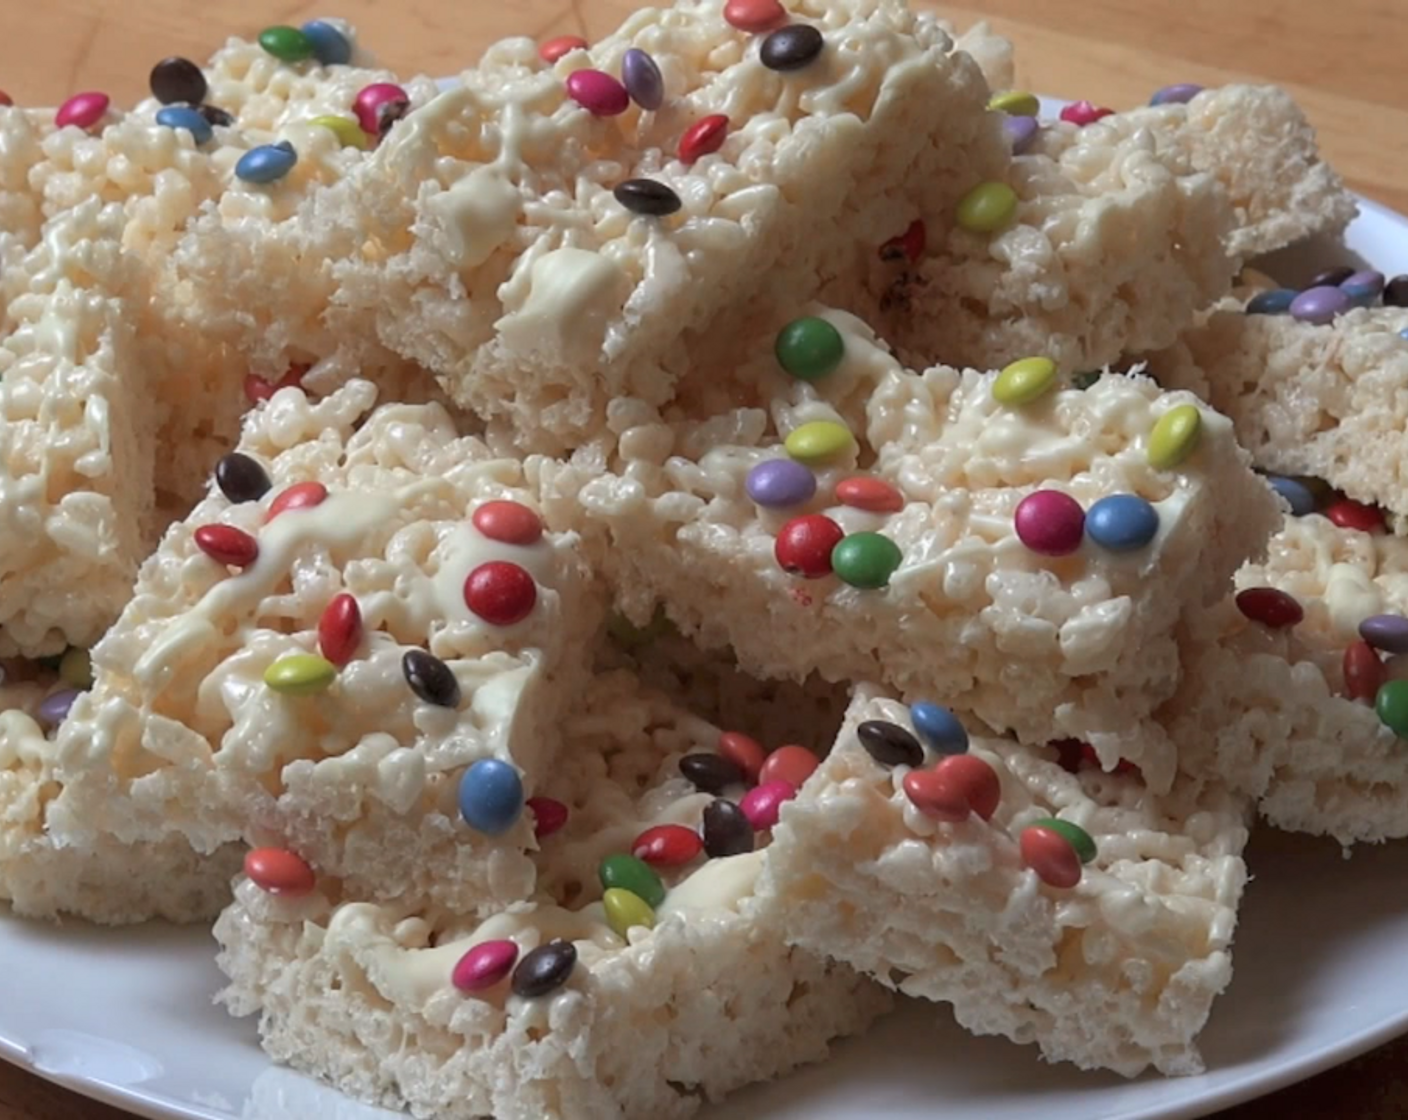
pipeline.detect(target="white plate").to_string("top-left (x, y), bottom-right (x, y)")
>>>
top-left (4, 109), bottom-right (1407, 1120)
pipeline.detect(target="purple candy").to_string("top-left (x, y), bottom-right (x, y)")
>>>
top-left (37, 688), bottom-right (80, 727)
top-left (1150, 83), bottom-right (1203, 106)
top-left (1004, 114), bottom-right (1039, 154)
top-left (1341, 269), bottom-right (1386, 303)
top-left (1289, 285), bottom-right (1352, 326)
top-left (746, 459), bottom-right (816, 508)
top-left (621, 48), bottom-right (663, 112)
top-left (1360, 614), bottom-right (1408, 655)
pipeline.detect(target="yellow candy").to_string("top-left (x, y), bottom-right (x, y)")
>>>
top-left (58, 647), bottom-right (93, 690)
top-left (993, 357), bottom-right (1057, 407)
top-left (603, 887), bottom-right (655, 939)
top-left (264, 653), bottom-right (338, 696)
top-left (784, 421), bottom-right (855, 466)
top-left (1147, 404), bottom-right (1202, 470)
top-left (988, 90), bottom-right (1040, 116)
top-left (956, 181), bottom-right (1018, 234)
top-left (310, 115), bottom-right (371, 150)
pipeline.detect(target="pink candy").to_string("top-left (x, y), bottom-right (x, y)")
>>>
top-left (56, 92), bottom-right (109, 131)
top-left (1014, 490), bottom-right (1085, 556)
top-left (452, 939), bottom-right (520, 992)
top-left (1059, 100), bottom-right (1114, 127)
top-left (739, 779), bottom-right (797, 831)
top-left (526, 796), bottom-right (569, 840)
top-left (566, 69), bottom-right (630, 117)
top-left (353, 83), bottom-right (409, 137)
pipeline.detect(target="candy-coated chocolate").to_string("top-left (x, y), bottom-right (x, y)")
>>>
top-left (236, 142), bottom-right (298, 184)
top-left (353, 83), bottom-right (410, 136)
top-left (759, 25), bottom-right (824, 71)
top-left (679, 752), bottom-right (744, 793)
top-left (472, 500), bottom-right (543, 545)
top-left (318, 593), bottom-right (362, 666)
top-left (909, 702), bottom-right (968, 755)
top-left (1235, 587), bottom-right (1304, 629)
top-left (988, 90), bottom-right (1039, 116)
top-left (784, 421), bottom-right (854, 466)
top-left (511, 940), bottom-right (576, 997)
top-left (526, 796), bottom-right (569, 839)
top-left (835, 476), bottom-right (903, 513)
top-left (244, 365), bottom-right (306, 403)
top-left (956, 181), bottom-right (1017, 233)
top-left (56, 92), bottom-right (109, 130)
top-left (1014, 489), bottom-right (1085, 556)
top-left (931, 753), bottom-right (1000, 820)
top-left (1343, 639), bottom-right (1385, 702)
top-left (740, 780), bottom-right (797, 831)
top-left (539, 35), bottom-right (588, 63)
top-left (458, 758), bottom-right (524, 834)
top-left (604, 887), bottom-right (656, 938)
top-left (263, 653), bottom-right (337, 696)
top-left (613, 178), bottom-right (682, 216)
top-left (717, 731), bottom-right (767, 780)
top-left (746, 459), bottom-right (816, 508)
top-left (1084, 494), bottom-right (1159, 552)
top-left (310, 115), bottom-right (370, 149)
top-left (600, 853), bottom-right (666, 907)
top-left (1020, 826), bottom-right (1082, 888)
top-left (266, 480), bottom-right (327, 521)
top-left (244, 848), bottom-right (316, 896)
top-left (632, 824), bottom-right (703, 867)
top-left (402, 649), bottom-right (461, 707)
top-left (155, 105), bottom-right (213, 144)
top-left (1149, 83), bottom-right (1203, 105)
top-left (301, 20), bottom-right (353, 66)
top-left (1245, 288), bottom-right (1296, 315)
top-left (1266, 475), bottom-right (1315, 517)
top-left (775, 316), bottom-right (845, 381)
top-left (622, 48), bottom-right (664, 110)
top-left (149, 57), bottom-right (207, 104)
top-left (724, 0), bottom-right (787, 32)
top-left (993, 356), bottom-right (1057, 407)
top-left (566, 69), bottom-right (630, 116)
top-left (901, 768), bottom-right (970, 822)
top-left (199, 104), bottom-right (235, 128)
top-left (37, 689), bottom-right (80, 727)
top-left (679, 114), bottom-right (729, 163)
top-left (830, 532), bottom-right (902, 589)
top-left (1147, 404), bottom-right (1202, 469)
top-left (1340, 269), bottom-right (1385, 302)
top-left (452, 940), bottom-right (519, 992)
top-left (1359, 614), bottom-right (1408, 655)
top-left (1325, 497), bottom-right (1385, 534)
top-left (1289, 285), bottom-right (1351, 325)
top-left (774, 514), bottom-right (845, 578)
top-left (464, 561), bottom-right (537, 625)
top-left (702, 799), bottom-right (754, 857)
top-left (1309, 266), bottom-right (1355, 288)
top-left (856, 719), bottom-right (924, 767)
top-left (259, 25), bottom-right (314, 61)
top-left (759, 744), bottom-right (819, 788)
top-left (1059, 100), bottom-right (1113, 126)
top-left (1376, 680), bottom-right (1408, 739)
top-left (58, 647), bottom-right (92, 690)
top-left (1004, 115), bottom-right (1039, 154)
top-left (1385, 276), bottom-right (1408, 307)
top-left (193, 524), bottom-right (259, 568)
top-left (1029, 817), bottom-right (1097, 863)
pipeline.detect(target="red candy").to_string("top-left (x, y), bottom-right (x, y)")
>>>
top-left (452, 939), bottom-right (519, 992)
top-left (1059, 100), bottom-right (1114, 127)
top-left (526, 796), bottom-right (569, 840)
top-left (774, 514), bottom-right (845, 579)
top-left (538, 34), bottom-right (589, 63)
top-left (318, 593), bottom-right (362, 666)
top-left (758, 744), bottom-right (819, 788)
top-left (740, 779), bottom-right (797, 831)
top-left (1020, 826), bottom-right (1082, 888)
top-left (678, 114), bottom-right (729, 164)
top-left (266, 481), bottom-right (328, 523)
top-left (1343, 639), bottom-right (1386, 703)
top-left (879, 219), bottom-right (926, 264)
top-left (632, 823), bottom-right (703, 867)
top-left (835, 476), bottom-right (904, 513)
top-left (904, 754), bottom-right (1001, 822)
top-left (464, 561), bottom-right (537, 626)
top-left (353, 82), bottom-right (410, 137)
top-left (1014, 490), bottom-right (1085, 556)
top-left (193, 524), bottom-right (259, 569)
top-left (472, 500), bottom-right (543, 546)
top-left (565, 69), bottom-right (630, 116)
top-left (723, 0), bottom-right (788, 32)
top-left (901, 768), bottom-right (970, 822)
top-left (244, 848), bottom-right (316, 896)
top-left (1325, 497), bottom-right (1385, 534)
top-left (56, 92), bottom-right (109, 130)
top-left (243, 365), bottom-right (307, 403)
top-left (0, 92), bottom-right (12, 108)
top-left (717, 731), bottom-right (767, 781)
top-left (1235, 586), bottom-right (1304, 629)
top-left (1054, 738), bottom-right (1140, 778)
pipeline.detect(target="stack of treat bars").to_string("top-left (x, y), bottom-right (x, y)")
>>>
top-left (1, 0), bottom-right (1405, 1116)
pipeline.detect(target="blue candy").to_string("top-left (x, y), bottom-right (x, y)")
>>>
top-left (155, 105), bottom-right (213, 145)
top-left (909, 702), bottom-right (968, 756)
top-left (1085, 494), bottom-right (1160, 552)
top-left (1245, 288), bottom-right (1296, 315)
top-left (1340, 269), bottom-right (1385, 304)
top-left (1400, 328), bottom-right (1408, 342)
top-left (459, 759), bottom-right (524, 835)
top-left (301, 20), bottom-right (353, 66)
top-left (1266, 475), bottom-right (1316, 517)
top-left (236, 142), bottom-right (298, 184)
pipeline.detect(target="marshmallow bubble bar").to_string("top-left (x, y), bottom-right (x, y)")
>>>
top-left (537, 305), bottom-right (1280, 792)
top-left (758, 686), bottom-right (1250, 1077)
top-left (214, 668), bottom-right (888, 1120)
top-left (0, 380), bottom-right (603, 923)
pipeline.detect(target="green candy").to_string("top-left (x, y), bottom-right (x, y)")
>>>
top-left (993, 356), bottom-right (1057, 407)
top-left (1072, 370), bottom-right (1102, 390)
top-left (784, 421), bottom-right (855, 466)
top-left (599, 853), bottom-right (665, 907)
top-left (259, 26), bottom-right (315, 62)
top-left (310, 115), bottom-right (371, 150)
top-left (1147, 404), bottom-right (1202, 470)
top-left (956, 181), bottom-right (1018, 234)
top-left (775, 317), bottom-right (845, 382)
top-left (1030, 817), bottom-right (1097, 864)
top-left (1376, 680), bottom-right (1408, 739)
top-left (58, 647), bottom-right (93, 691)
top-left (987, 90), bottom-right (1040, 116)
top-left (264, 653), bottom-right (337, 696)
top-left (603, 887), bottom-right (655, 939)
top-left (830, 532), bottom-right (903, 590)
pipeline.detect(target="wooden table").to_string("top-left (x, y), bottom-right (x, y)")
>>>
top-left (0, 1), bottom-right (1404, 1118)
